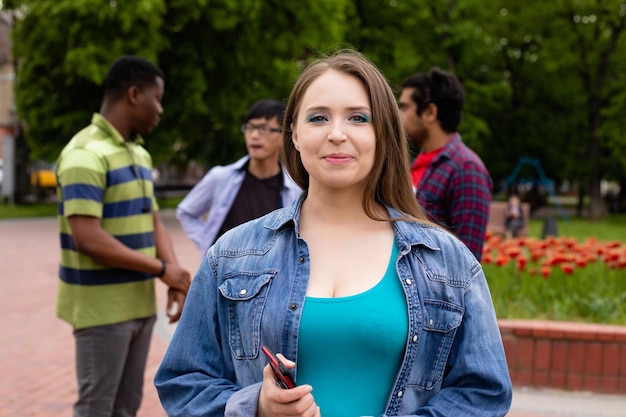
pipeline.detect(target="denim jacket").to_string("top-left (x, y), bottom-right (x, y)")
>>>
top-left (155, 196), bottom-right (512, 417)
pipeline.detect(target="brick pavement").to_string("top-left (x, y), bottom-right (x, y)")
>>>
top-left (0, 212), bottom-right (199, 417)
top-left (1, 211), bottom-right (623, 417)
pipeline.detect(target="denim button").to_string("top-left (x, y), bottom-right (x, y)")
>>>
top-left (405, 279), bottom-right (412, 285)
top-left (289, 303), bottom-right (298, 310)
top-left (239, 289), bottom-right (247, 295)
top-left (397, 390), bottom-right (403, 397)
top-left (412, 335), bottom-right (418, 342)
top-left (299, 257), bottom-right (306, 263)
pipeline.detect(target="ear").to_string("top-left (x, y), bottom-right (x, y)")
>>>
top-left (127, 85), bottom-right (141, 105)
top-left (291, 123), bottom-right (300, 151)
top-left (422, 103), bottom-right (438, 124)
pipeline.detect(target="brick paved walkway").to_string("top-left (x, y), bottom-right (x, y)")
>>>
top-left (1, 211), bottom-right (623, 417)
top-left (0, 212), bottom-right (199, 417)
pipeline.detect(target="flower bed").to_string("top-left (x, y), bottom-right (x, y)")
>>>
top-left (482, 234), bottom-right (626, 325)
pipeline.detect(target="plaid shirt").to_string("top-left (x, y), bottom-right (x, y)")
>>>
top-left (414, 133), bottom-right (492, 260)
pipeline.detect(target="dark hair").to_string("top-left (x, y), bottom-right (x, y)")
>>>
top-left (282, 49), bottom-right (427, 222)
top-left (244, 99), bottom-right (286, 125)
top-left (104, 55), bottom-right (164, 99)
top-left (401, 67), bottom-right (464, 133)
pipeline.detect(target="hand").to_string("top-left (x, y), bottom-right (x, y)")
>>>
top-left (160, 263), bottom-right (191, 294)
top-left (257, 355), bottom-right (320, 417)
top-left (166, 287), bottom-right (186, 323)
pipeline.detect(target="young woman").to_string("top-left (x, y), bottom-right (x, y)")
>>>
top-left (155, 49), bottom-right (512, 417)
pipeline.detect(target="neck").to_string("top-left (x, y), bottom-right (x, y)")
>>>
top-left (301, 185), bottom-right (383, 227)
top-left (422, 130), bottom-right (454, 153)
top-left (247, 158), bottom-right (281, 179)
top-left (100, 105), bottom-right (132, 141)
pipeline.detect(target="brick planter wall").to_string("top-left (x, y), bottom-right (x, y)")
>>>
top-left (499, 319), bottom-right (626, 394)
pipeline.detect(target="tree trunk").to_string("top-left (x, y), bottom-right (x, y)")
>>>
top-left (588, 177), bottom-right (606, 219)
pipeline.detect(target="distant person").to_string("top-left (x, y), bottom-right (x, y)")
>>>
top-left (55, 55), bottom-right (191, 417)
top-left (399, 67), bottom-right (492, 260)
top-left (176, 99), bottom-right (302, 255)
top-left (155, 49), bottom-right (512, 417)
top-left (505, 194), bottom-right (525, 238)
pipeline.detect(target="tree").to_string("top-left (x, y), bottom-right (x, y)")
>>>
top-left (7, 0), bottom-right (350, 168)
top-left (9, 0), bottom-right (167, 161)
top-left (8, 0), bottom-right (626, 219)
top-left (539, 0), bottom-right (626, 218)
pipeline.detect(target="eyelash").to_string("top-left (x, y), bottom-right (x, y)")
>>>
top-left (305, 113), bottom-right (371, 124)
top-left (306, 114), bottom-right (328, 123)
top-left (350, 113), bottom-right (370, 123)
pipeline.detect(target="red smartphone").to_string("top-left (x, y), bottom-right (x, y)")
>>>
top-left (261, 345), bottom-right (296, 389)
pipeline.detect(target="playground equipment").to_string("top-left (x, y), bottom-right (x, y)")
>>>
top-left (502, 157), bottom-right (568, 221)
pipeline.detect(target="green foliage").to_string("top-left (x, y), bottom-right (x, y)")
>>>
top-left (6, 0), bottom-right (626, 216)
top-left (11, 0), bottom-right (166, 161)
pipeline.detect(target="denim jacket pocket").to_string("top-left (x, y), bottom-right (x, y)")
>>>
top-left (411, 299), bottom-right (463, 390)
top-left (218, 270), bottom-right (276, 359)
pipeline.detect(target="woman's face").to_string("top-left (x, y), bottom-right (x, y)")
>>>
top-left (292, 69), bottom-right (376, 194)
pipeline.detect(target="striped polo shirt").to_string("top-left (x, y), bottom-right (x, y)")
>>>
top-left (56, 113), bottom-right (158, 329)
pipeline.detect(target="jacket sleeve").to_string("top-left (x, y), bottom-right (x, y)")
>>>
top-left (176, 169), bottom-right (217, 251)
top-left (154, 257), bottom-right (241, 417)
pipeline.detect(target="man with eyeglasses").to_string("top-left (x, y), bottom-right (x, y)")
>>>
top-left (398, 68), bottom-right (492, 261)
top-left (176, 99), bottom-right (302, 256)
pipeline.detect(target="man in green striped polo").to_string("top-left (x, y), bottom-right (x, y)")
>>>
top-left (55, 56), bottom-right (191, 417)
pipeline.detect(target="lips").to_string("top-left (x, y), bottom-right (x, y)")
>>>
top-left (323, 153), bottom-right (354, 164)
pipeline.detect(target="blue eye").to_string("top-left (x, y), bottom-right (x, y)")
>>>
top-left (306, 114), bottom-right (328, 123)
top-left (349, 113), bottom-right (371, 123)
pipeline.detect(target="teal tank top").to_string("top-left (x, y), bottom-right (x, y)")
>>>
top-left (297, 242), bottom-right (407, 417)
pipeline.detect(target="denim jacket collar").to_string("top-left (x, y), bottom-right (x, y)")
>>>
top-left (266, 194), bottom-right (441, 253)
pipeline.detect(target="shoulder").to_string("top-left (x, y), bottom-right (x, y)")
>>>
top-left (60, 123), bottom-right (122, 158)
top-left (394, 219), bottom-right (480, 274)
top-left (203, 156), bottom-right (248, 181)
top-left (210, 207), bottom-right (294, 255)
top-left (58, 134), bottom-right (109, 174)
top-left (445, 137), bottom-right (489, 173)
top-left (133, 144), bottom-right (153, 161)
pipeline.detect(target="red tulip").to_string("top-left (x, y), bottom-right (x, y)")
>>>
top-left (561, 263), bottom-right (574, 274)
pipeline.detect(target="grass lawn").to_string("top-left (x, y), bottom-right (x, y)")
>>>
top-left (525, 215), bottom-right (626, 242)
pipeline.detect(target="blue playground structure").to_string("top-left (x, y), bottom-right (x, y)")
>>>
top-left (502, 157), bottom-right (569, 221)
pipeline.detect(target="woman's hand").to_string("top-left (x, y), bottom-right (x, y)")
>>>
top-left (257, 355), bottom-right (320, 417)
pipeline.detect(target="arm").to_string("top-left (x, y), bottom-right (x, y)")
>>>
top-left (155, 255), bottom-right (317, 417)
top-left (68, 215), bottom-right (190, 295)
top-left (176, 170), bottom-right (217, 250)
top-left (448, 162), bottom-right (492, 260)
top-left (155, 258), bottom-right (243, 417)
top-left (153, 211), bottom-right (190, 322)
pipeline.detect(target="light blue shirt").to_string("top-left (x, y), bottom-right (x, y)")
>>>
top-left (155, 195), bottom-right (513, 417)
top-left (176, 155), bottom-right (302, 255)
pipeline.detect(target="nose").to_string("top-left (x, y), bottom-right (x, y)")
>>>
top-left (327, 122), bottom-right (346, 143)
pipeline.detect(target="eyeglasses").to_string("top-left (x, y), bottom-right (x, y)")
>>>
top-left (240, 123), bottom-right (282, 135)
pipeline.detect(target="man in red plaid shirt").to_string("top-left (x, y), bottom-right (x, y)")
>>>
top-left (399, 67), bottom-right (492, 260)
